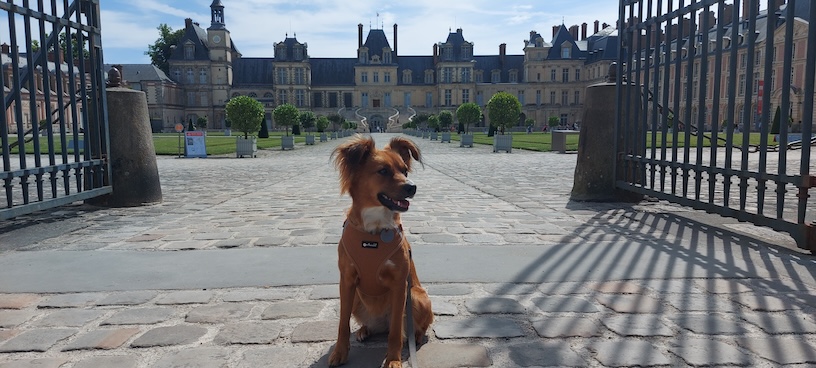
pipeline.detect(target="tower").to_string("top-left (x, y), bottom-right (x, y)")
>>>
top-left (207, 0), bottom-right (233, 125)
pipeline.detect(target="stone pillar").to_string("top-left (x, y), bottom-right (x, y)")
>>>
top-left (90, 87), bottom-right (162, 207)
top-left (570, 64), bottom-right (643, 202)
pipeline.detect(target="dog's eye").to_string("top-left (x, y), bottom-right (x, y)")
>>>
top-left (378, 168), bottom-right (390, 176)
top-left (402, 169), bottom-right (408, 176)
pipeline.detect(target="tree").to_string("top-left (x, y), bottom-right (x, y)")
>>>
top-left (196, 116), bottom-right (208, 130)
top-left (427, 114), bottom-right (440, 132)
top-left (31, 32), bottom-right (89, 60)
top-left (145, 24), bottom-right (185, 75)
top-left (438, 110), bottom-right (453, 132)
top-left (225, 96), bottom-right (264, 138)
top-left (327, 113), bottom-right (343, 131)
top-left (486, 91), bottom-right (521, 135)
top-left (316, 115), bottom-right (329, 132)
top-left (525, 117), bottom-right (535, 127)
top-left (299, 111), bottom-right (317, 132)
top-left (456, 102), bottom-right (481, 134)
top-left (273, 103), bottom-right (300, 136)
top-left (411, 113), bottom-right (430, 130)
top-left (258, 119), bottom-right (270, 138)
top-left (548, 116), bottom-right (560, 131)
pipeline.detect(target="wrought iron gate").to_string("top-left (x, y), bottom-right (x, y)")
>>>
top-left (616, 0), bottom-right (815, 252)
top-left (1, 0), bottom-right (110, 220)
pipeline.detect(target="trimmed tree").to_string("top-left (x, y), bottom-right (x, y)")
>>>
top-left (187, 118), bottom-right (195, 131)
top-left (258, 118), bottom-right (269, 138)
top-left (411, 113), bottom-right (430, 130)
top-left (225, 96), bottom-right (264, 138)
top-left (456, 102), bottom-right (481, 134)
top-left (327, 113), bottom-right (343, 131)
top-left (316, 115), bottom-right (329, 132)
top-left (486, 91), bottom-right (522, 135)
top-left (299, 111), bottom-right (317, 133)
top-left (273, 103), bottom-right (300, 136)
top-left (438, 110), bottom-right (453, 132)
top-left (196, 116), bottom-right (208, 130)
top-left (427, 114), bottom-right (440, 132)
top-left (548, 116), bottom-right (560, 131)
top-left (770, 106), bottom-right (781, 135)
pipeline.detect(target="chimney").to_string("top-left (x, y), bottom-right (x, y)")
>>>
top-left (698, 10), bottom-right (715, 30)
top-left (568, 25), bottom-right (578, 39)
top-left (581, 22), bottom-right (587, 40)
top-left (594, 20), bottom-right (599, 34)
top-left (185, 18), bottom-right (193, 28)
top-left (393, 23), bottom-right (398, 56)
top-left (47, 51), bottom-right (63, 64)
top-left (1, 43), bottom-right (9, 55)
top-left (499, 43), bottom-right (506, 65)
top-left (358, 23), bottom-right (363, 49)
top-left (552, 25), bottom-right (558, 38)
top-left (721, 3), bottom-right (734, 25)
top-left (742, 0), bottom-right (759, 20)
top-left (433, 43), bottom-right (438, 64)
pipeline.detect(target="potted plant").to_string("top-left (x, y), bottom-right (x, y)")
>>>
top-left (428, 114), bottom-right (440, 140)
top-left (226, 96), bottom-right (264, 158)
top-left (486, 91), bottom-right (521, 153)
top-left (273, 103), bottom-right (299, 150)
top-left (547, 116), bottom-right (560, 133)
top-left (456, 102), bottom-right (481, 148)
top-left (299, 110), bottom-right (317, 145)
top-left (328, 113), bottom-right (343, 139)
top-left (316, 115), bottom-right (329, 142)
top-left (525, 117), bottom-right (535, 133)
top-left (411, 113), bottom-right (429, 138)
top-left (196, 116), bottom-right (208, 135)
top-left (439, 110), bottom-right (453, 142)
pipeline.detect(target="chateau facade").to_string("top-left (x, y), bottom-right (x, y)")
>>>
top-left (121, 0), bottom-right (618, 132)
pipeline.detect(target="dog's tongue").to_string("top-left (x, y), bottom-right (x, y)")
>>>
top-left (396, 199), bottom-right (410, 210)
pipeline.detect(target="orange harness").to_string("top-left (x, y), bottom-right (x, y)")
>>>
top-left (340, 222), bottom-right (405, 297)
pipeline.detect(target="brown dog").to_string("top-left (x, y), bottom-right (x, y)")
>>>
top-left (329, 135), bottom-right (433, 368)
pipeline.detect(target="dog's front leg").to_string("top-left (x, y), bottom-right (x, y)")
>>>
top-left (385, 279), bottom-right (408, 368)
top-left (329, 272), bottom-right (356, 367)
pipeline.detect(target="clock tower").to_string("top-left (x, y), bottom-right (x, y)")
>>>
top-left (207, 0), bottom-right (233, 124)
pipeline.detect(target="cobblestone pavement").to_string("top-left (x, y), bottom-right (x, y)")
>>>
top-left (1, 133), bottom-right (815, 368)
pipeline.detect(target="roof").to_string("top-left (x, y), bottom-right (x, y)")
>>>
top-left (396, 56), bottom-right (435, 84)
top-left (311, 58), bottom-right (356, 85)
top-left (548, 24), bottom-right (586, 60)
top-left (104, 64), bottom-right (174, 83)
top-left (232, 58), bottom-right (275, 86)
top-left (362, 29), bottom-right (393, 63)
top-left (169, 21), bottom-right (211, 61)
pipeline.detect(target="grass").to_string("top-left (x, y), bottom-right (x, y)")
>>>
top-left (9, 130), bottom-right (775, 156)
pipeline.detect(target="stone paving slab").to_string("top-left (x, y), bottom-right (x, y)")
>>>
top-left (1, 133), bottom-right (814, 367)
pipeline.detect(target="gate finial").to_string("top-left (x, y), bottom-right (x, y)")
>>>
top-left (606, 62), bottom-right (617, 83)
top-left (107, 65), bottom-right (122, 88)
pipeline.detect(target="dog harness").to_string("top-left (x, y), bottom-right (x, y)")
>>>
top-left (340, 221), bottom-right (405, 297)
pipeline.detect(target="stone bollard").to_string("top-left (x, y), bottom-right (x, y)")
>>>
top-left (570, 64), bottom-right (643, 202)
top-left (89, 86), bottom-right (162, 207)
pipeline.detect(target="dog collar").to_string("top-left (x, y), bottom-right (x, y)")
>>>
top-left (340, 221), bottom-right (405, 297)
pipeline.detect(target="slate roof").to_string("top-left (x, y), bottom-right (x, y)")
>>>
top-left (548, 24), bottom-right (586, 60)
top-left (169, 21), bottom-right (211, 61)
top-left (396, 56), bottom-right (435, 84)
top-left (311, 58), bottom-right (356, 85)
top-left (473, 55), bottom-right (525, 82)
top-left (232, 58), bottom-right (275, 86)
top-left (362, 29), bottom-right (393, 63)
top-left (585, 26), bottom-right (619, 64)
top-left (104, 64), bottom-right (174, 83)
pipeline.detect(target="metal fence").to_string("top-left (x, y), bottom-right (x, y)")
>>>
top-left (616, 0), bottom-right (814, 253)
top-left (0, 0), bottom-right (110, 220)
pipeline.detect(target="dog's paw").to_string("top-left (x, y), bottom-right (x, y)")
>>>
top-left (355, 325), bottom-right (371, 342)
top-left (328, 346), bottom-right (348, 367)
top-left (385, 360), bottom-right (403, 368)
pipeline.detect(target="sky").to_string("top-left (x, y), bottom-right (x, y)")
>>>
top-left (97, 0), bottom-right (622, 65)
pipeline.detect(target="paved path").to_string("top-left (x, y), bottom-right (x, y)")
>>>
top-left (0, 133), bottom-right (815, 367)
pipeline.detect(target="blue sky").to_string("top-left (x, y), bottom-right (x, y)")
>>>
top-left (98, 0), bottom-right (621, 64)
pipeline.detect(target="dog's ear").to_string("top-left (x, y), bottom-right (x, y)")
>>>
top-left (332, 135), bottom-right (376, 194)
top-left (386, 137), bottom-right (422, 171)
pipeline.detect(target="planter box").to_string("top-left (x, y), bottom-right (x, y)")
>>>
top-left (440, 132), bottom-right (451, 143)
top-left (320, 132), bottom-right (327, 142)
top-left (281, 136), bottom-right (295, 150)
top-left (236, 136), bottom-right (257, 158)
top-left (430, 132), bottom-right (438, 140)
top-left (224, 129), bottom-right (231, 137)
top-left (493, 134), bottom-right (513, 153)
top-left (460, 134), bottom-right (474, 147)
top-left (422, 131), bottom-right (429, 139)
top-left (305, 134), bottom-right (315, 145)
top-left (331, 132), bottom-right (338, 139)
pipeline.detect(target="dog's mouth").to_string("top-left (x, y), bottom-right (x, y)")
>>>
top-left (378, 193), bottom-right (410, 212)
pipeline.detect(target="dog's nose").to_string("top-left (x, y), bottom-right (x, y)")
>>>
top-left (402, 182), bottom-right (417, 197)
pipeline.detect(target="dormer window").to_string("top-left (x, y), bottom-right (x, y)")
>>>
top-left (561, 46), bottom-right (570, 58)
top-left (491, 70), bottom-right (501, 83)
top-left (184, 44), bottom-right (195, 60)
top-left (424, 70), bottom-right (434, 84)
top-left (371, 55), bottom-right (381, 64)
top-left (359, 48), bottom-right (369, 64)
top-left (402, 70), bottom-right (412, 84)
top-left (276, 45), bottom-right (287, 60)
top-left (294, 46), bottom-right (303, 60)
top-left (443, 45), bottom-right (453, 61)
top-left (461, 44), bottom-right (472, 59)
top-left (383, 48), bottom-right (392, 64)
top-left (509, 70), bottom-right (518, 83)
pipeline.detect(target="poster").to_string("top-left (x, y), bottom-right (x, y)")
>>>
top-left (185, 131), bottom-right (207, 158)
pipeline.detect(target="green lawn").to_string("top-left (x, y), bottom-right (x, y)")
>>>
top-left (9, 131), bottom-right (775, 156)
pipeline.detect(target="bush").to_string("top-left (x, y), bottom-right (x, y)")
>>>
top-left (486, 92), bottom-right (521, 135)
top-left (225, 96), bottom-right (264, 138)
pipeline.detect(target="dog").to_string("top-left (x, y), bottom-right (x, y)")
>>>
top-left (329, 135), bottom-right (433, 368)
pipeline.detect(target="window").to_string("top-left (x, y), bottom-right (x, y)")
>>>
top-left (276, 45), bottom-right (287, 60)
top-left (278, 90), bottom-right (287, 104)
top-left (537, 73), bottom-right (541, 81)
top-left (560, 113), bottom-right (568, 125)
top-left (740, 53), bottom-right (746, 69)
top-left (277, 69), bottom-right (288, 84)
top-left (424, 70), bottom-right (434, 84)
top-left (517, 90), bottom-right (524, 105)
top-left (186, 68), bottom-right (194, 84)
top-left (296, 90), bottom-right (305, 107)
top-left (561, 90), bottom-right (568, 105)
top-left (475, 70), bottom-right (483, 83)
top-left (476, 91), bottom-right (484, 106)
top-left (184, 44), bottom-right (194, 60)
top-left (574, 90), bottom-right (580, 105)
top-left (561, 46), bottom-right (570, 58)
top-left (200, 93), bottom-right (207, 107)
top-left (384, 72), bottom-right (391, 83)
top-left (402, 70), bottom-right (412, 84)
top-left (738, 74), bottom-right (745, 96)
top-left (361, 92), bottom-right (369, 107)
top-left (187, 92), bottom-right (195, 106)
top-left (509, 70), bottom-right (518, 83)
top-left (199, 69), bottom-right (208, 84)
top-left (373, 72), bottom-right (379, 83)
top-left (574, 69), bottom-right (580, 81)
top-left (536, 90), bottom-right (541, 105)
top-left (295, 68), bottom-right (305, 84)
top-left (491, 70), bottom-right (501, 83)
top-left (462, 45), bottom-right (472, 59)
top-left (462, 68), bottom-right (471, 83)
top-left (462, 89), bottom-right (470, 103)
top-left (361, 72), bottom-right (368, 83)
top-left (404, 92), bottom-right (411, 107)
top-left (384, 92), bottom-right (391, 107)
top-left (562, 68), bottom-right (569, 83)
top-left (550, 91), bottom-right (556, 104)
top-left (443, 46), bottom-right (453, 61)
top-left (294, 46), bottom-right (303, 60)
top-left (551, 69), bottom-right (556, 81)
top-left (444, 89), bottom-right (452, 106)
top-left (425, 92), bottom-right (433, 108)
top-left (753, 72), bottom-right (759, 93)
top-left (172, 68), bottom-right (181, 82)
top-left (443, 67), bottom-right (453, 83)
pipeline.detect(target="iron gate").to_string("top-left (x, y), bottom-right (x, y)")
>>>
top-left (0, 0), bottom-right (110, 220)
top-left (616, 0), bottom-right (815, 253)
